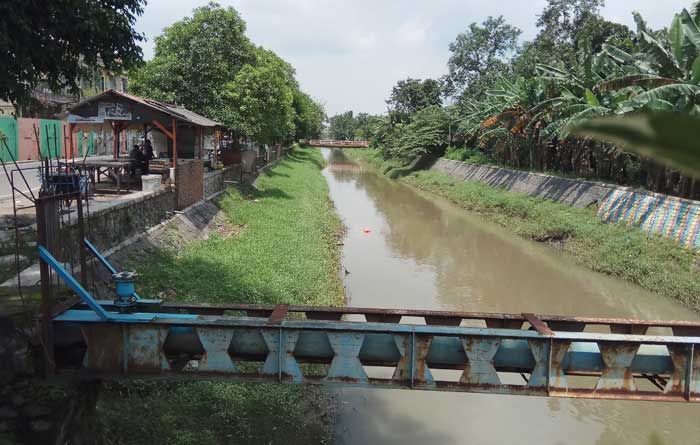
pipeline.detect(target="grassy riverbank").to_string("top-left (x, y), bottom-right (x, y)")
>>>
top-left (99, 147), bottom-right (344, 444)
top-left (348, 149), bottom-right (700, 311)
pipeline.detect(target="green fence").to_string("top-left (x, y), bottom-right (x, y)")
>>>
top-left (0, 117), bottom-right (19, 162)
top-left (39, 119), bottom-right (63, 159)
top-left (77, 130), bottom-right (96, 157)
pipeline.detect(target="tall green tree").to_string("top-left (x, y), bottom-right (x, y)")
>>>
top-left (513, 0), bottom-right (633, 77)
top-left (0, 0), bottom-right (145, 106)
top-left (444, 16), bottom-right (521, 99)
top-left (387, 78), bottom-right (442, 122)
top-left (353, 113), bottom-right (373, 139)
top-left (129, 2), bottom-right (255, 122)
top-left (328, 111), bottom-right (357, 140)
top-left (223, 48), bottom-right (298, 144)
top-left (293, 91), bottom-right (326, 140)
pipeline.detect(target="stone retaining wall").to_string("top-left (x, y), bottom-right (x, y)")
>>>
top-left (430, 158), bottom-right (700, 250)
top-left (203, 165), bottom-right (242, 199)
top-left (63, 189), bottom-right (176, 254)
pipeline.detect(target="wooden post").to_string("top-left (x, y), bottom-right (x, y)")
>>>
top-left (111, 122), bottom-right (118, 160)
top-left (62, 125), bottom-right (68, 161)
top-left (172, 118), bottom-right (177, 169)
top-left (214, 129), bottom-right (220, 165)
top-left (36, 196), bottom-right (59, 375)
top-left (76, 195), bottom-right (88, 288)
top-left (68, 123), bottom-right (76, 160)
top-left (198, 127), bottom-right (202, 159)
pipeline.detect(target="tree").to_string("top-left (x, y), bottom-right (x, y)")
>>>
top-left (387, 78), bottom-right (442, 122)
top-left (223, 48), bottom-right (297, 144)
top-left (353, 113), bottom-right (373, 139)
top-left (385, 106), bottom-right (451, 160)
top-left (0, 0), bottom-right (145, 106)
top-left (535, 0), bottom-right (606, 53)
top-left (293, 91), bottom-right (326, 140)
top-left (328, 111), bottom-right (356, 140)
top-left (129, 2), bottom-right (255, 122)
top-left (444, 16), bottom-right (521, 100)
top-left (512, 0), bottom-right (633, 77)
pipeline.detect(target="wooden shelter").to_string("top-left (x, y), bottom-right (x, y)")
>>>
top-left (67, 90), bottom-right (222, 170)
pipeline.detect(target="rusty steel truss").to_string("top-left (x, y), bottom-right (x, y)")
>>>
top-left (52, 302), bottom-right (700, 403)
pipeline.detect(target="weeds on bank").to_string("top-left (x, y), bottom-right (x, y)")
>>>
top-left (99, 147), bottom-right (343, 444)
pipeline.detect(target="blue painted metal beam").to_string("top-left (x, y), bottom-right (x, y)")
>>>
top-left (39, 246), bottom-right (111, 321)
top-left (84, 238), bottom-right (144, 301)
top-left (53, 309), bottom-right (700, 402)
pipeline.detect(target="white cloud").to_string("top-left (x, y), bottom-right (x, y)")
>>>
top-left (135, 0), bottom-right (692, 115)
top-left (394, 20), bottom-right (429, 49)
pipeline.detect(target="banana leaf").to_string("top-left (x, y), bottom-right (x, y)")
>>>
top-left (572, 111), bottom-right (700, 175)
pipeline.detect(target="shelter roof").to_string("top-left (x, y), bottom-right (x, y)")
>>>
top-left (70, 89), bottom-right (222, 127)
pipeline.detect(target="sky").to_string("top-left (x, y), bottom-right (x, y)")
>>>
top-left (135, 0), bottom-right (692, 116)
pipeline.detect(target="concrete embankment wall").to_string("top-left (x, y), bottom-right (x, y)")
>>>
top-left (430, 158), bottom-right (700, 250)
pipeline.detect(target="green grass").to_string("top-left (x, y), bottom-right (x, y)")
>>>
top-left (98, 147), bottom-right (343, 444)
top-left (349, 147), bottom-right (409, 177)
top-left (348, 149), bottom-right (700, 311)
top-left (443, 146), bottom-right (492, 164)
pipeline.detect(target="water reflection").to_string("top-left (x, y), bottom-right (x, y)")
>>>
top-left (322, 149), bottom-right (700, 445)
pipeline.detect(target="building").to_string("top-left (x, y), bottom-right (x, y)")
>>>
top-left (0, 63), bottom-right (129, 118)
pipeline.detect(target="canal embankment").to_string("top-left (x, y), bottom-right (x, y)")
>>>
top-left (346, 149), bottom-right (700, 312)
top-left (97, 147), bottom-right (344, 444)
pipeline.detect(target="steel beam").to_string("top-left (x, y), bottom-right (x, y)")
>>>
top-left (53, 309), bottom-right (700, 402)
top-left (82, 301), bottom-right (700, 335)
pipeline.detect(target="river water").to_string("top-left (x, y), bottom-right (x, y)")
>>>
top-left (320, 149), bottom-right (700, 445)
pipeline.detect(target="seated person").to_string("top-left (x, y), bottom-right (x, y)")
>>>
top-left (142, 139), bottom-right (155, 174)
top-left (129, 144), bottom-right (144, 176)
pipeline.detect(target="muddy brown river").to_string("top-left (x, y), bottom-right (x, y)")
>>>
top-left (321, 149), bottom-right (700, 445)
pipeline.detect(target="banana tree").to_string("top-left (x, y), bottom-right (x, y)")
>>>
top-left (597, 8), bottom-right (700, 114)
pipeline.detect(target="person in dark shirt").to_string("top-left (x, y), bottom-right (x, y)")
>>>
top-left (142, 139), bottom-right (154, 174)
top-left (129, 144), bottom-right (144, 177)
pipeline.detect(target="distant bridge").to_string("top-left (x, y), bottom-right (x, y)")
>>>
top-left (301, 139), bottom-right (369, 148)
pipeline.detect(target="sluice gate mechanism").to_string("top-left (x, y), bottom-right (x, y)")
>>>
top-left (42, 240), bottom-right (700, 403)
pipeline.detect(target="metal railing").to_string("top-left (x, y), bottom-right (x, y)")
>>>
top-left (301, 139), bottom-right (370, 148)
top-left (53, 301), bottom-right (700, 402)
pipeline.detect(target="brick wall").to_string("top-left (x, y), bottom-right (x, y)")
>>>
top-left (175, 159), bottom-right (204, 210)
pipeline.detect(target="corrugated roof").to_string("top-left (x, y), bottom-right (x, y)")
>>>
top-left (70, 89), bottom-right (221, 127)
top-left (165, 104), bottom-right (222, 127)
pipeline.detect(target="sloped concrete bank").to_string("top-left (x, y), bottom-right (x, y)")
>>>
top-left (431, 158), bottom-right (700, 250)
